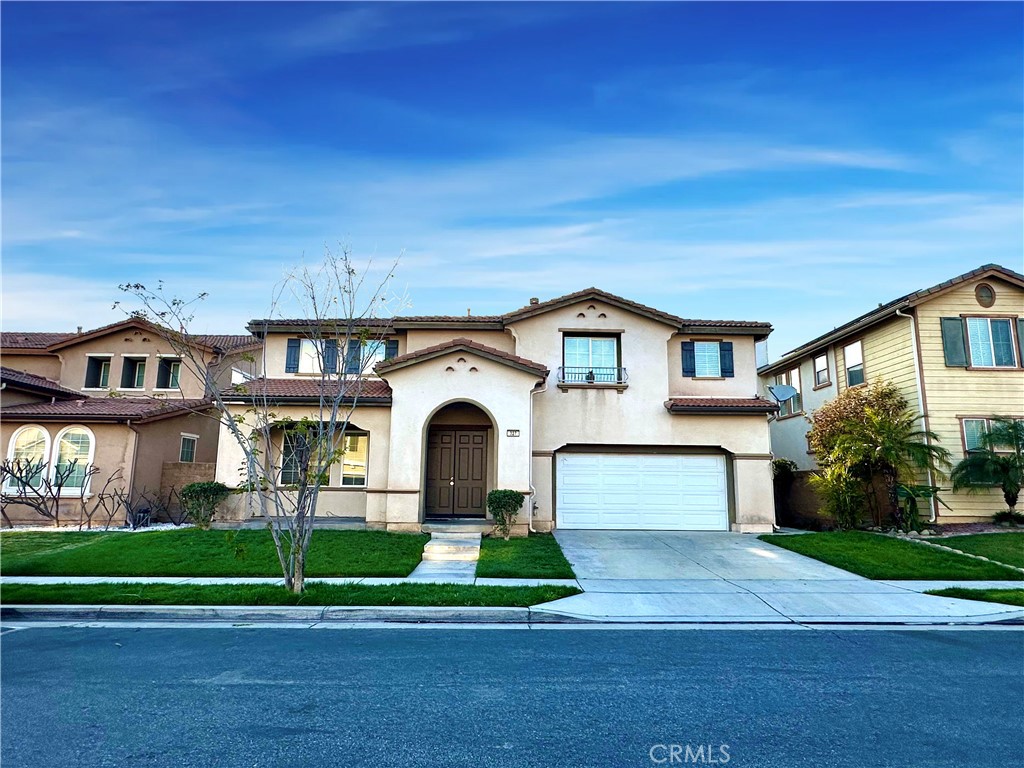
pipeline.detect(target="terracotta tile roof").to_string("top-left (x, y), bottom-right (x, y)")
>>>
top-left (375, 337), bottom-right (549, 376)
top-left (1, 331), bottom-right (76, 349)
top-left (665, 397), bottom-right (779, 414)
top-left (504, 287), bottom-right (686, 326)
top-left (40, 319), bottom-right (258, 355)
top-left (0, 367), bottom-right (85, 400)
top-left (226, 378), bottom-right (393, 402)
top-left (759, 263), bottom-right (1024, 375)
top-left (1, 397), bottom-right (212, 422)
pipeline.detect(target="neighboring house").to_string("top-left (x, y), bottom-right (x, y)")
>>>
top-left (759, 264), bottom-right (1024, 523)
top-left (0, 319), bottom-right (259, 526)
top-left (217, 288), bottom-right (777, 533)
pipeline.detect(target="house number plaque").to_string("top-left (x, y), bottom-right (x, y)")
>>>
top-left (506, 429), bottom-right (521, 437)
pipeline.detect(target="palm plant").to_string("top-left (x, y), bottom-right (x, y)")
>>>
top-left (830, 407), bottom-right (951, 529)
top-left (951, 418), bottom-right (1024, 514)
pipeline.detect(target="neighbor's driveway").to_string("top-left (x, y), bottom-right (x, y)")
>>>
top-left (539, 530), bottom-right (1024, 624)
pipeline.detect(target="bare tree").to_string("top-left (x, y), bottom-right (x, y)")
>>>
top-left (118, 245), bottom-right (402, 592)
top-left (1, 458), bottom-right (100, 528)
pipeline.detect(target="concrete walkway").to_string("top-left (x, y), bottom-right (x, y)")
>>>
top-left (534, 531), bottom-right (1024, 624)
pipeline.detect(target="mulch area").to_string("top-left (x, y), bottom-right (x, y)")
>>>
top-left (931, 522), bottom-right (1022, 538)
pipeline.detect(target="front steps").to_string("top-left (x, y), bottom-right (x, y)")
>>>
top-left (421, 520), bottom-right (492, 535)
top-left (422, 532), bottom-right (482, 562)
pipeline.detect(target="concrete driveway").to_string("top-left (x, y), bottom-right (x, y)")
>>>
top-left (537, 530), bottom-right (1024, 625)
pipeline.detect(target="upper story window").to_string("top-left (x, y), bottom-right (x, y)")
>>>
top-left (843, 340), bottom-right (865, 387)
top-left (560, 334), bottom-right (623, 383)
top-left (84, 356), bottom-right (111, 389)
top-left (966, 317), bottom-right (1016, 368)
top-left (121, 357), bottom-right (147, 389)
top-left (285, 338), bottom-right (397, 375)
top-left (776, 367), bottom-right (802, 417)
top-left (157, 358), bottom-right (182, 389)
top-left (681, 341), bottom-right (734, 379)
top-left (813, 353), bottom-right (830, 387)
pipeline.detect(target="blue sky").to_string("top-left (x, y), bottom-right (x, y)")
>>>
top-left (2, 2), bottom-right (1021, 359)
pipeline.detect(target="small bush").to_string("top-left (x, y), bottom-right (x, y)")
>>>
top-left (178, 481), bottom-right (231, 530)
top-left (487, 489), bottom-right (525, 541)
top-left (993, 509), bottom-right (1024, 526)
top-left (807, 380), bottom-right (908, 458)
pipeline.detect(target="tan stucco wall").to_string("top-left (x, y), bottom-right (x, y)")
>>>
top-left (1, 353), bottom-right (63, 380)
top-left (54, 328), bottom-right (219, 398)
top-left (132, 411), bottom-right (220, 497)
top-left (404, 329), bottom-right (515, 354)
top-left (0, 389), bottom-right (50, 407)
top-left (916, 277), bottom-right (1024, 520)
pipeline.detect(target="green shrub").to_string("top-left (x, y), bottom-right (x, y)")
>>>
top-left (487, 489), bottom-right (525, 541)
top-left (807, 380), bottom-right (908, 458)
top-left (179, 481), bottom-right (231, 530)
top-left (808, 464), bottom-right (866, 530)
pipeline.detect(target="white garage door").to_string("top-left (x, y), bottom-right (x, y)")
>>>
top-left (556, 453), bottom-right (729, 530)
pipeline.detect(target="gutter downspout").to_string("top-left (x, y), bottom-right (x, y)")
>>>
top-left (896, 307), bottom-right (937, 522)
top-left (527, 377), bottom-right (548, 534)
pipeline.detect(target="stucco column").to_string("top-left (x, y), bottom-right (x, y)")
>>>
top-left (731, 455), bottom-right (776, 533)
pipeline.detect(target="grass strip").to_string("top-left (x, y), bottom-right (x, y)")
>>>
top-left (925, 588), bottom-right (1024, 608)
top-left (476, 534), bottom-right (576, 579)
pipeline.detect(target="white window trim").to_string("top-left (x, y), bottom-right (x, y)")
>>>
top-left (51, 425), bottom-right (96, 495)
top-left (339, 432), bottom-right (369, 487)
top-left (844, 340), bottom-right (865, 386)
top-left (119, 353), bottom-right (151, 357)
top-left (4, 425), bottom-right (52, 492)
top-left (813, 353), bottom-right (830, 386)
top-left (84, 354), bottom-right (114, 390)
top-left (179, 433), bottom-right (199, 463)
top-left (966, 317), bottom-right (1017, 368)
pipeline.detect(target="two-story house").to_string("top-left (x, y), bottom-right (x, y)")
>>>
top-left (216, 288), bottom-right (778, 534)
top-left (1, 319), bottom-right (258, 525)
top-left (759, 264), bottom-right (1024, 523)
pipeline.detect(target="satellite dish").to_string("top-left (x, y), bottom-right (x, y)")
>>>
top-left (767, 384), bottom-right (798, 404)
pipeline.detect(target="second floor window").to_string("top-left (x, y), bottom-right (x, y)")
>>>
top-left (562, 335), bottom-right (619, 382)
top-left (843, 341), bottom-right (864, 387)
top-left (681, 341), bottom-right (734, 378)
top-left (121, 357), bottom-right (146, 389)
top-left (85, 357), bottom-right (111, 388)
top-left (813, 353), bottom-right (829, 387)
top-left (157, 358), bottom-right (182, 389)
top-left (966, 317), bottom-right (1016, 368)
top-left (776, 367), bottom-right (803, 417)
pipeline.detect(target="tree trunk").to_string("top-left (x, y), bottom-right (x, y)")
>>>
top-left (291, 547), bottom-right (306, 594)
top-left (883, 469), bottom-right (901, 529)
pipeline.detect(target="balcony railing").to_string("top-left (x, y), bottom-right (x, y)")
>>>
top-left (557, 366), bottom-right (629, 385)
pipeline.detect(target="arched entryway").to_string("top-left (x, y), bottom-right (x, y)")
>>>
top-left (423, 402), bottom-right (495, 519)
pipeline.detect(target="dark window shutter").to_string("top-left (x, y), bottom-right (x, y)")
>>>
top-left (344, 340), bottom-right (361, 374)
top-left (681, 342), bottom-right (696, 377)
top-left (940, 318), bottom-right (967, 367)
top-left (323, 339), bottom-right (338, 373)
top-left (719, 341), bottom-right (734, 377)
top-left (1017, 319), bottom-right (1024, 368)
top-left (384, 339), bottom-right (399, 360)
top-left (285, 339), bottom-right (300, 373)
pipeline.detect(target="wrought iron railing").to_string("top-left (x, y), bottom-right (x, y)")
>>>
top-left (557, 366), bottom-right (629, 384)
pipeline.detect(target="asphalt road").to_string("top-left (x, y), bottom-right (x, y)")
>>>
top-left (2, 626), bottom-right (1022, 767)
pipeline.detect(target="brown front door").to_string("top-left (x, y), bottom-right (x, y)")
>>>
top-left (425, 428), bottom-right (488, 518)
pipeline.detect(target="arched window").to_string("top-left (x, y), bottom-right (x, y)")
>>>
top-left (5, 425), bottom-right (51, 490)
top-left (52, 426), bottom-right (95, 492)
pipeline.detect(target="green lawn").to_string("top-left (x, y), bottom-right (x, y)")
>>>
top-left (935, 533), bottom-right (1024, 570)
top-left (759, 531), bottom-right (1024, 581)
top-left (926, 588), bottom-right (1024, 608)
top-left (0, 529), bottom-right (429, 577)
top-left (476, 534), bottom-right (576, 579)
top-left (0, 582), bottom-right (579, 607)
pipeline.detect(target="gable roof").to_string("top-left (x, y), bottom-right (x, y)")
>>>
top-left (375, 338), bottom-right (549, 377)
top-left (0, 367), bottom-right (86, 401)
top-left (249, 288), bottom-right (772, 339)
top-left (42, 318), bottom-right (258, 355)
top-left (759, 263), bottom-right (1024, 376)
top-left (225, 377), bottom-right (393, 404)
top-left (0, 397), bottom-right (213, 423)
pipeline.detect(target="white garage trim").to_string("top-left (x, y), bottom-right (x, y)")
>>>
top-left (556, 452), bottom-right (729, 530)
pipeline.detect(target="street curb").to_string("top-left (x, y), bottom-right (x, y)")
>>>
top-left (0, 604), bottom-right (591, 624)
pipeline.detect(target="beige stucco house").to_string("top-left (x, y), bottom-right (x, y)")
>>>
top-left (217, 289), bottom-right (778, 533)
top-left (759, 264), bottom-right (1024, 523)
top-left (1, 319), bottom-right (258, 526)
